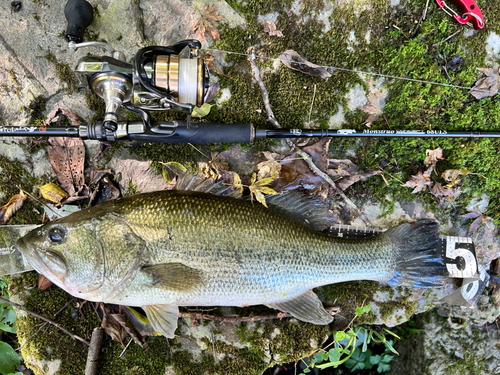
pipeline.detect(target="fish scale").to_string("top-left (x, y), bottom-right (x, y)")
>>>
top-left (18, 190), bottom-right (447, 338)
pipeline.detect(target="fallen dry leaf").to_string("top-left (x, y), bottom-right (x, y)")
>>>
top-left (202, 51), bottom-right (230, 79)
top-left (470, 66), bottom-right (500, 99)
top-left (263, 20), bottom-right (283, 37)
top-left (248, 173), bottom-right (279, 207)
top-left (273, 138), bottom-right (381, 197)
top-left (441, 169), bottom-right (471, 188)
top-left (46, 137), bottom-right (85, 197)
top-left (425, 147), bottom-right (443, 168)
top-left (199, 153), bottom-right (229, 181)
top-left (38, 183), bottom-right (69, 203)
top-left (256, 152), bottom-right (281, 180)
top-left (0, 191), bottom-right (27, 224)
top-left (402, 171), bottom-right (432, 193)
top-left (461, 207), bottom-right (491, 235)
top-left (37, 275), bottom-right (53, 291)
top-left (192, 4), bottom-right (226, 42)
top-left (279, 50), bottom-right (331, 79)
top-left (359, 89), bottom-right (385, 126)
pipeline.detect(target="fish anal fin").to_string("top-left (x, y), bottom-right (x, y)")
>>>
top-left (143, 304), bottom-right (179, 338)
top-left (266, 290), bottom-right (333, 325)
top-left (140, 263), bottom-right (203, 292)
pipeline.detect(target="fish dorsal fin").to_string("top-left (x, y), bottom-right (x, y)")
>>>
top-left (266, 290), bottom-right (333, 325)
top-left (143, 304), bottom-right (179, 338)
top-left (175, 170), bottom-right (242, 198)
top-left (140, 263), bottom-right (203, 292)
top-left (266, 192), bottom-right (336, 232)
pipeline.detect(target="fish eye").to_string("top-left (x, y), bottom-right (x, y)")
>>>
top-left (48, 227), bottom-right (66, 244)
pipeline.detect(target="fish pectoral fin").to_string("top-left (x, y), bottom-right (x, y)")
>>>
top-left (140, 263), bottom-right (203, 292)
top-left (143, 304), bottom-right (179, 338)
top-left (266, 290), bottom-right (333, 325)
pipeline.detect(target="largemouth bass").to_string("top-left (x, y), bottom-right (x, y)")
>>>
top-left (18, 190), bottom-right (446, 338)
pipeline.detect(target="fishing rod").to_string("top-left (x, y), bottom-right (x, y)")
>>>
top-left (2, 0), bottom-right (496, 144)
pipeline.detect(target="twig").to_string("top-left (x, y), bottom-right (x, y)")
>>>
top-left (15, 185), bottom-right (62, 219)
top-left (248, 49), bottom-right (371, 226)
top-left (178, 306), bottom-right (340, 322)
top-left (0, 296), bottom-right (90, 346)
top-left (85, 327), bottom-right (104, 375)
top-left (433, 29), bottom-right (461, 47)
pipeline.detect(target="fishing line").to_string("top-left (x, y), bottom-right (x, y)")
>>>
top-left (208, 48), bottom-right (495, 95)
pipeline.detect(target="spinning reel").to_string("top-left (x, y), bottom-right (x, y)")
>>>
top-left (65, 0), bottom-right (209, 134)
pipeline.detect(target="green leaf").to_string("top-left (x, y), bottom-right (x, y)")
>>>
top-left (192, 103), bottom-right (213, 118)
top-left (160, 162), bottom-right (187, 183)
top-left (303, 368), bottom-right (311, 373)
top-left (344, 349), bottom-right (366, 371)
top-left (377, 361), bottom-right (391, 373)
top-left (0, 342), bottom-right (20, 374)
top-left (384, 339), bottom-right (399, 355)
top-left (335, 331), bottom-right (346, 341)
top-left (328, 348), bottom-right (341, 362)
top-left (355, 304), bottom-right (372, 317)
top-left (0, 304), bottom-right (16, 333)
top-left (370, 354), bottom-right (382, 365)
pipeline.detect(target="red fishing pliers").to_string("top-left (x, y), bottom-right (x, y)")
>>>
top-left (435, 0), bottom-right (485, 30)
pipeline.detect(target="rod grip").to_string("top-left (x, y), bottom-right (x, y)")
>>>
top-left (128, 122), bottom-right (254, 144)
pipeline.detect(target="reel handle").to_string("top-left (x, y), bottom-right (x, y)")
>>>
top-left (64, 0), bottom-right (94, 43)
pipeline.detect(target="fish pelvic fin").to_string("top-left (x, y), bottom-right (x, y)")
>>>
top-left (266, 290), bottom-right (333, 325)
top-left (384, 219), bottom-right (446, 288)
top-left (143, 304), bottom-right (179, 339)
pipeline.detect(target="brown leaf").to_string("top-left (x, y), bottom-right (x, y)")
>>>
top-left (430, 181), bottom-right (460, 199)
top-left (199, 153), bottom-right (229, 181)
top-left (263, 20), bottom-right (283, 37)
top-left (335, 170), bottom-right (383, 191)
top-left (461, 207), bottom-right (490, 235)
top-left (0, 191), bottom-right (27, 224)
top-left (424, 147), bottom-right (443, 167)
top-left (402, 171), bottom-right (432, 193)
top-left (359, 89), bottom-right (384, 116)
top-left (279, 50), bottom-right (331, 79)
top-left (359, 89), bottom-right (386, 127)
top-left (37, 275), bottom-right (53, 291)
top-left (46, 137), bottom-right (85, 197)
top-left (192, 4), bottom-right (226, 42)
top-left (470, 67), bottom-right (500, 99)
top-left (256, 153), bottom-right (281, 180)
top-left (441, 169), bottom-right (471, 188)
top-left (271, 139), bottom-right (380, 196)
top-left (101, 304), bottom-right (127, 346)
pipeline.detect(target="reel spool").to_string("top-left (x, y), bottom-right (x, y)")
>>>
top-left (146, 54), bottom-right (205, 107)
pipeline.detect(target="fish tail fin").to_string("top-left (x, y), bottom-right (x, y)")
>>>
top-left (384, 219), bottom-right (446, 288)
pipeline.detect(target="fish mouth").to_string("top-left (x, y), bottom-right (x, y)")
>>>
top-left (16, 237), bottom-right (63, 282)
top-left (16, 238), bottom-right (47, 275)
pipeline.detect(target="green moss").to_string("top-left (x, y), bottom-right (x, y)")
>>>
top-left (44, 52), bottom-right (79, 94)
top-left (9, 272), bottom-right (99, 375)
top-left (23, 95), bottom-right (47, 127)
top-left (0, 155), bottom-right (42, 225)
